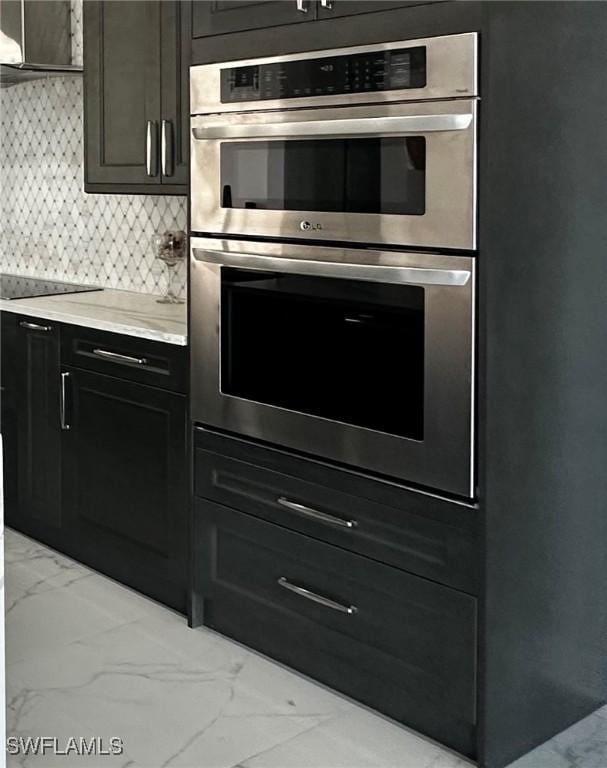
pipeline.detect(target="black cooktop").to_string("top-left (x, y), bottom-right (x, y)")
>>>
top-left (0, 274), bottom-right (103, 301)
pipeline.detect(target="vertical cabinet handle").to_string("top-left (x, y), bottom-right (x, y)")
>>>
top-left (161, 119), bottom-right (174, 177)
top-left (146, 120), bottom-right (158, 177)
top-left (60, 372), bottom-right (70, 431)
top-left (320, 0), bottom-right (333, 7)
top-left (296, 0), bottom-right (309, 12)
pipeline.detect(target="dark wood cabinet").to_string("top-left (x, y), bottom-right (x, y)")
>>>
top-left (84, 0), bottom-right (189, 195)
top-left (316, 1), bottom-right (434, 20)
top-left (194, 501), bottom-right (477, 757)
top-left (1, 313), bottom-right (18, 524)
top-left (62, 366), bottom-right (188, 612)
top-left (190, 0), bottom-right (437, 39)
top-left (1, 316), bottom-right (189, 612)
top-left (190, 0), bottom-right (462, 68)
top-left (191, 0), bottom-right (315, 38)
top-left (11, 317), bottom-right (63, 548)
top-left (160, 0), bottom-right (190, 187)
top-left (191, 427), bottom-right (480, 755)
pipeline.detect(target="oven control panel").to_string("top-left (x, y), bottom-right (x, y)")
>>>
top-left (220, 46), bottom-right (426, 104)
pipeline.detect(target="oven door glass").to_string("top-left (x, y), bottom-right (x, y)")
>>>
top-left (220, 137), bottom-right (426, 215)
top-left (221, 268), bottom-right (425, 439)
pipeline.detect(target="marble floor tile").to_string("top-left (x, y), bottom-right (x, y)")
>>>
top-left (238, 710), bottom-right (466, 768)
top-left (5, 583), bottom-right (133, 665)
top-left (5, 528), bottom-right (607, 768)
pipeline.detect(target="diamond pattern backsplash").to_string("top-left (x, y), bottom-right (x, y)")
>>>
top-left (0, 0), bottom-right (187, 298)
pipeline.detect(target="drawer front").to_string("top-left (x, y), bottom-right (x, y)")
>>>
top-left (194, 431), bottom-right (478, 594)
top-left (195, 501), bottom-right (477, 758)
top-left (62, 325), bottom-right (187, 392)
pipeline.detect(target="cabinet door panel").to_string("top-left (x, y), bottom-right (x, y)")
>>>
top-left (160, 1), bottom-right (190, 186)
top-left (192, 1), bottom-right (315, 38)
top-left (317, 1), bottom-right (441, 19)
top-left (13, 318), bottom-right (63, 547)
top-left (63, 369), bottom-right (188, 611)
top-left (84, 0), bottom-right (161, 186)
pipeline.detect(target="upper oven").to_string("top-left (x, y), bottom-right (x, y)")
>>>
top-left (190, 33), bottom-right (478, 251)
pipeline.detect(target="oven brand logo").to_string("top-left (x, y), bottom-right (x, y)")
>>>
top-left (299, 220), bottom-right (323, 232)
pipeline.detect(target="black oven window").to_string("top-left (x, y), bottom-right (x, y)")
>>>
top-left (221, 269), bottom-right (424, 440)
top-left (220, 137), bottom-right (426, 215)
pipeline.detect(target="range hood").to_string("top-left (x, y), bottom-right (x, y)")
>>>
top-left (0, 0), bottom-right (82, 87)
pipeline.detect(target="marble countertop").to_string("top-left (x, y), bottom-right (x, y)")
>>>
top-left (0, 288), bottom-right (187, 346)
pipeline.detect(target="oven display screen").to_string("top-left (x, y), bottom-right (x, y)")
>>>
top-left (220, 47), bottom-right (426, 103)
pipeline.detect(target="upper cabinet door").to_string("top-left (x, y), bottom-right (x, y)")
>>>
top-left (192, 1), bottom-right (316, 39)
top-left (160, 1), bottom-right (190, 187)
top-left (316, 1), bottom-right (438, 19)
top-left (84, 1), bottom-right (161, 189)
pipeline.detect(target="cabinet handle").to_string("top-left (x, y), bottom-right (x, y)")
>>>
top-left (320, 0), bottom-right (333, 8)
top-left (161, 120), bottom-right (174, 177)
top-left (296, 0), bottom-right (309, 12)
top-left (277, 577), bottom-right (357, 615)
top-left (277, 496), bottom-right (357, 529)
top-left (60, 372), bottom-right (70, 431)
top-left (19, 320), bottom-right (51, 332)
top-left (92, 348), bottom-right (148, 366)
top-left (146, 120), bottom-right (158, 177)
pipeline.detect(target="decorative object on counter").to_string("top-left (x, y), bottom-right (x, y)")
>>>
top-left (154, 230), bottom-right (186, 304)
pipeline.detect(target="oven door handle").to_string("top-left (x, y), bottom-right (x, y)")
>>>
top-left (192, 249), bottom-right (471, 287)
top-left (191, 112), bottom-right (473, 141)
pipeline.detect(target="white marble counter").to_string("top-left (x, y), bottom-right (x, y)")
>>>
top-left (0, 288), bottom-right (187, 346)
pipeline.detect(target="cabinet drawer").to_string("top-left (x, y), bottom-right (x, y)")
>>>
top-left (194, 430), bottom-right (478, 593)
top-left (195, 501), bottom-right (477, 758)
top-left (62, 325), bottom-right (187, 393)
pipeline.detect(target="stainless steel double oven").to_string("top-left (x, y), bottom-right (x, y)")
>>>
top-left (190, 33), bottom-right (478, 498)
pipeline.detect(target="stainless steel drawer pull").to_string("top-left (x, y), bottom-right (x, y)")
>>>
top-left (92, 349), bottom-right (148, 366)
top-left (277, 496), bottom-right (357, 529)
top-left (278, 577), bottom-right (357, 615)
top-left (19, 321), bottom-right (51, 332)
top-left (320, 0), bottom-right (333, 7)
top-left (60, 371), bottom-right (70, 431)
top-left (296, 0), bottom-right (309, 12)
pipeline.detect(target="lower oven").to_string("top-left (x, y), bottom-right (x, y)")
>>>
top-left (190, 237), bottom-right (475, 498)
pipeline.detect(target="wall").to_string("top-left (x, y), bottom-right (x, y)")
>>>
top-left (0, 0), bottom-right (187, 297)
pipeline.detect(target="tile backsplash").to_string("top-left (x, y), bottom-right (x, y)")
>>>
top-left (0, 0), bottom-right (187, 298)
